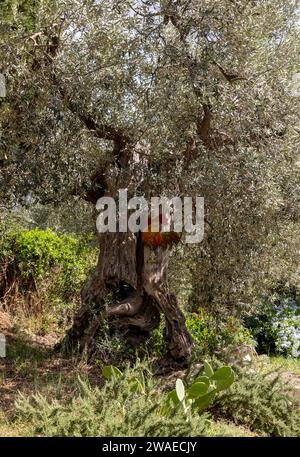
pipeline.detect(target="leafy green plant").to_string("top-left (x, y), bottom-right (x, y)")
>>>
top-left (11, 228), bottom-right (94, 284)
top-left (148, 321), bottom-right (167, 357)
top-left (0, 225), bottom-right (96, 332)
top-left (186, 311), bottom-right (255, 355)
top-left (162, 361), bottom-right (234, 416)
top-left (1, 226), bottom-right (95, 292)
top-left (185, 311), bottom-right (219, 353)
top-left (102, 365), bottom-right (123, 381)
top-left (219, 316), bottom-right (255, 347)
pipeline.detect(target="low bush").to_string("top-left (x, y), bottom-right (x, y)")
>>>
top-left (211, 366), bottom-right (300, 437)
top-left (14, 359), bottom-right (299, 437)
top-left (15, 361), bottom-right (211, 437)
top-left (0, 225), bottom-right (96, 330)
top-left (186, 311), bottom-right (255, 355)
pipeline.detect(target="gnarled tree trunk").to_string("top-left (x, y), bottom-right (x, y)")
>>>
top-left (61, 227), bottom-right (193, 365)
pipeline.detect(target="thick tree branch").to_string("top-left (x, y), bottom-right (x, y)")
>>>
top-left (56, 82), bottom-right (130, 151)
top-left (107, 293), bottom-right (143, 317)
top-left (213, 61), bottom-right (246, 83)
top-left (196, 103), bottom-right (212, 145)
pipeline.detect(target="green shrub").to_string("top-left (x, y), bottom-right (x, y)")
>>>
top-left (186, 311), bottom-right (254, 355)
top-left (0, 225), bottom-right (96, 329)
top-left (186, 311), bottom-right (218, 353)
top-left (15, 361), bottom-right (210, 437)
top-left (212, 366), bottom-right (300, 437)
top-left (148, 310), bottom-right (255, 359)
top-left (147, 320), bottom-right (167, 357)
top-left (9, 228), bottom-right (94, 286)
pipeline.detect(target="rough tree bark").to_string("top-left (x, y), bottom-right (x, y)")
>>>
top-left (61, 224), bottom-right (193, 365)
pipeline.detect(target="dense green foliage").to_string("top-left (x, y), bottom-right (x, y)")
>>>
top-left (3, 227), bottom-right (93, 280)
top-left (0, 223), bottom-right (96, 330)
top-left (0, 0), bottom-right (40, 32)
top-left (186, 311), bottom-right (254, 354)
top-left (213, 366), bottom-right (300, 437)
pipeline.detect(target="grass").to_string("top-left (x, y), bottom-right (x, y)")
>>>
top-left (207, 420), bottom-right (258, 437)
top-left (267, 356), bottom-right (300, 376)
top-left (0, 411), bottom-right (31, 437)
